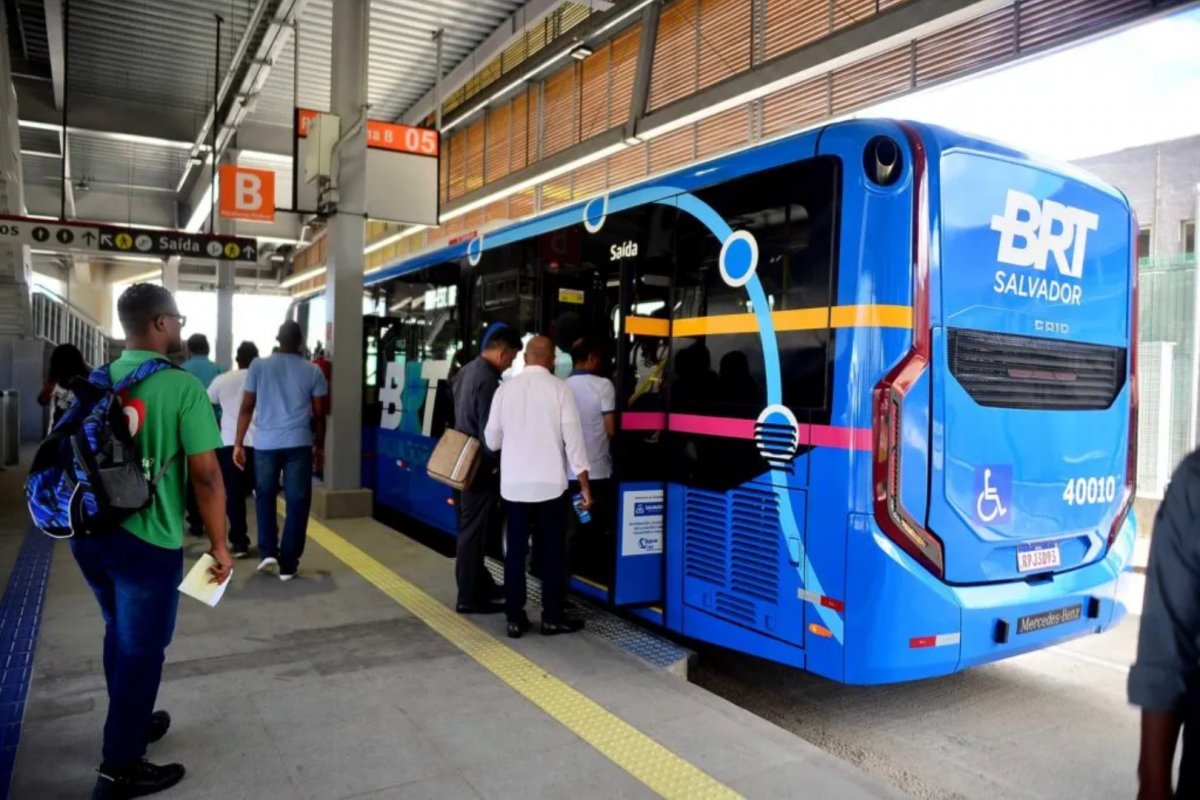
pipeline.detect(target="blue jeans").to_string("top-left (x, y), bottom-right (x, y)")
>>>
top-left (70, 531), bottom-right (182, 766)
top-left (254, 446), bottom-right (313, 574)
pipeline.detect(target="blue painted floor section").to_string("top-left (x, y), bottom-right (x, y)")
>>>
top-left (0, 531), bottom-right (54, 800)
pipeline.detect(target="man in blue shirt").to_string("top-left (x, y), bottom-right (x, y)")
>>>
top-left (1129, 449), bottom-right (1200, 800)
top-left (233, 321), bottom-right (328, 581)
top-left (181, 334), bottom-right (224, 388)
top-left (181, 333), bottom-right (224, 538)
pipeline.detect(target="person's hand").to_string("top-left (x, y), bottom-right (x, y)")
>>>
top-left (208, 546), bottom-right (234, 585)
top-left (233, 444), bottom-right (246, 471)
top-left (580, 487), bottom-right (593, 511)
top-left (313, 447), bottom-right (325, 472)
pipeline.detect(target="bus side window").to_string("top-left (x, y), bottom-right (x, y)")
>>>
top-left (675, 158), bottom-right (841, 419)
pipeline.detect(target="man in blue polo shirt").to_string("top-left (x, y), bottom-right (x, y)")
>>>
top-left (233, 321), bottom-right (328, 581)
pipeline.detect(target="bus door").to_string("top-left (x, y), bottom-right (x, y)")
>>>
top-left (606, 204), bottom-right (677, 607)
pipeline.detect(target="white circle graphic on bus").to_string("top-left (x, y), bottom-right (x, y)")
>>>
top-left (467, 235), bottom-right (483, 266)
top-left (755, 404), bottom-right (800, 465)
top-left (719, 230), bottom-right (759, 288)
top-left (583, 195), bottom-right (608, 233)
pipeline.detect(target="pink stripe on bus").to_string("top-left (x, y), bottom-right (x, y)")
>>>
top-left (669, 414), bottom-right (756, 439)
top-left (621, 412), bottom-right (874, 453)
top-left (803, 424), bottom-right (874, 452)
top-left (621, 412), bottom-right (666, 430)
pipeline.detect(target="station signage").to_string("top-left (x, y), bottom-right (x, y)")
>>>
top-left (0, 214), bottom-right (260, 262)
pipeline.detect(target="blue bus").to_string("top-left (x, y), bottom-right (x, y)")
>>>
top-left (352, 118), bottom-right (1137, 684)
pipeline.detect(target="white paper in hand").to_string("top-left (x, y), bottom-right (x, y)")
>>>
top-left (178, 554), bottom-right (231, 608)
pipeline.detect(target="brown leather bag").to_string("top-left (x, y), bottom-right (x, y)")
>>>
top-left (426, 428), bottom-right (482, 491)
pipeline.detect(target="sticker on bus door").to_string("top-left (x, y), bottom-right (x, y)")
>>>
top-left (621, 489), bottom-right (664, 556)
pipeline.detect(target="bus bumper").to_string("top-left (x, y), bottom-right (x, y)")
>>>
top-left (843, 512), bottom-right (1136, 685)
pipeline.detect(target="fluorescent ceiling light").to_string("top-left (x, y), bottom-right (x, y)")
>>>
top-left (364, 225), bottom-right (427, 256)
top-left (185, 182), bottom-right (216, 233)
top-left (280, 266), bottom-right (327, 289)
top-left (440, 139), bottom-right (626, 223)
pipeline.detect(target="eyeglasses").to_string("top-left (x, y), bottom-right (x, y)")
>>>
top-left (161, 313), bottom-right (187, 327)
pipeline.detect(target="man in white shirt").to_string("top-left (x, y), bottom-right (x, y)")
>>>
top-left (485, 336), bottom-right (592, 639)
top-left (207, 341), bottom-right (259, 558)
top-left (566, 339), bottom-right (617, 579)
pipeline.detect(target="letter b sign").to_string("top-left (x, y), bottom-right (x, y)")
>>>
top-left (219, 165), bottom-right (276, 223)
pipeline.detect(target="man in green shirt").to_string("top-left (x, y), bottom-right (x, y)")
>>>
top-left (70, 283), bottom-right (233, 800)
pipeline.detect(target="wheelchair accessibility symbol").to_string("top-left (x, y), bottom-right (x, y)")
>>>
top-left (974, 465), bottom-right (1012, 525)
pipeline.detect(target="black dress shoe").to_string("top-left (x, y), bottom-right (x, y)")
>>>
top-left (507, 618), bottom-right (533, 638)
top-left (540, 618), bottom-right (585, 636)
top-left (92, 760), bottom-right (185, 799)
top-left (147, 710), bottom-right (170, 744)
top-left (456, 601), bottom-right (504, 615)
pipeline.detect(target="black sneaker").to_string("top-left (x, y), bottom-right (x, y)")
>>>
top-left (147, 710), bottom-right (170, 744)
top-left (92, 761), bottom-right (185, 799)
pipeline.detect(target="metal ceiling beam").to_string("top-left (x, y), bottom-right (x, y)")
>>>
top-left (175, 0), bottom-right (307, 214)
top-left (15, 78), bottom-right (207, 144)
top-left (399, 0), bottom-right (611, 126)
top-left (436, 0), bottom-right (656, 134)
top-left (42, 0), bottom-right (64, 109)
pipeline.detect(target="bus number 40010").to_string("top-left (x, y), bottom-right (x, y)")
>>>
top-left (1062, 476), bottom-right (1117, 506)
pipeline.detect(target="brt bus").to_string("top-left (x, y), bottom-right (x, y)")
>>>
top-left (353, 119), bottom-right (1137, 684)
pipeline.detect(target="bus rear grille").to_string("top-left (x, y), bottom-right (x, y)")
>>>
top-left (948, 328), bottom-right (1126, 410)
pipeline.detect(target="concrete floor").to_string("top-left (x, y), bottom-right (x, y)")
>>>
top-left (3, 464), bottom-right (899, 800)
top-left (694, 591), bottom-right (1146, 800)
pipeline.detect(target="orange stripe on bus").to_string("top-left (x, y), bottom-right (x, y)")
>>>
top-left (830, 304), bottom-right (913, 329)
top-left (670, 305), bottom-right (910, 336)
top-left (624, 316), bottom-right (670, 337)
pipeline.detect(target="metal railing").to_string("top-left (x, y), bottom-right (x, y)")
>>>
top-left (31, 289), bottom-right (109, 368)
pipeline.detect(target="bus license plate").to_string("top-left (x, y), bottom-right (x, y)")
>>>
top-left (1017, 541), bottom-right (1061, 573)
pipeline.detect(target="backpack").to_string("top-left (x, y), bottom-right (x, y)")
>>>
top-left (26, 359), bottom-right (180, 539)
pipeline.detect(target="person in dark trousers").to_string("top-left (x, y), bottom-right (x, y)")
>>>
top-left (207, 341), bottom-right (260, 558)
top-left (181, 334), bottom-right (223, 538)
top-left (449, 326), bottom-right (522, 613)
top-left (565, 338), bottom-right (617, 580)
top-left (234, 320), bottom-right (328, 581)
top-left (75, 283), bottom-right (232, 799)
top-left (1129, 449), bottom-right (1200, 800)
top-left (485, 335), bottom-right (592, 639)
top-left (38, 343), bottom-right (90, 432)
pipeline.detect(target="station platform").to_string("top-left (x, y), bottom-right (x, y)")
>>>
top-left (0, 462), bottom-right (899, 800)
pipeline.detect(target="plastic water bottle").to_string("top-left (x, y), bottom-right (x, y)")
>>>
top-left (572, 492), bottom-right (591, 524)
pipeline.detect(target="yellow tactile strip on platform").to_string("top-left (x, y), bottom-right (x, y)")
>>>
top-left (307, 518), bottom-right (742, 800)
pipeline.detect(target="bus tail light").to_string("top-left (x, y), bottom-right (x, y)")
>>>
top-left (873, 369), bottom-right (944, 579)
top-left (1109, 217), bottom-right (1140, 550)
top-left (872, 124), bottom-right (944, 579)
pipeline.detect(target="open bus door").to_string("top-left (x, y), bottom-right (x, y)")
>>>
top-left (608, 206), bottom-right (676, 608)
top-left (610, 259), bottom-right (670, 606)
top-left (531, 204), bottom-right (675, 610)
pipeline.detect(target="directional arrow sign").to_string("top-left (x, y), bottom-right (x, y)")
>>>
top-left (0, 214), bottom-right (261, 263)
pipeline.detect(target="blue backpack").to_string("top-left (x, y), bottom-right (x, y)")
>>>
top-left (26, 359), bottom-right (180, 539)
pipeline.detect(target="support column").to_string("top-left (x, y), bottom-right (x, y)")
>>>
top-left (162, 256), bottom-right (180, 294)
top-left (216, 260), bottom-right (235, 369)
top-left (316, 0), bottom-right (372, 518)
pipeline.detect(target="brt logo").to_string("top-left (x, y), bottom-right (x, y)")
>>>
top-left (989, 189), bottom-right (1099, 279)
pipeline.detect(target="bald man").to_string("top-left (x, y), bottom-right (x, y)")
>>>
top-left (485, 335), bottom-right (592, 638)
